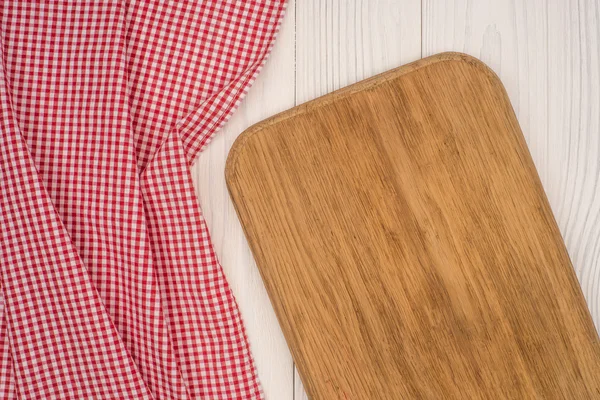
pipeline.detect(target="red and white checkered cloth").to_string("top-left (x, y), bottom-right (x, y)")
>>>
top-left (0, 1), bottom-right (286, 398)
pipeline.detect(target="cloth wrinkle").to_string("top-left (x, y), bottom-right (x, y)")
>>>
top-left (0, 1), bottom-right (286, 398)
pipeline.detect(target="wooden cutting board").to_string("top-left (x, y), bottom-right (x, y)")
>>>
top-left (226, 52), bottom-right (600, 399)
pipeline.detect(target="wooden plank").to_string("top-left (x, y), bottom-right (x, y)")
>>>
top-left (190, 2), bottom-right (296, 399)
top-left (423, 0), bottom-right (600, 330)
top-left (295, 0), bottom-right (422, 103)
top-left (227, 52), bottom-right (600, 399)
top-left (294, 1), bottom-right (421, 397)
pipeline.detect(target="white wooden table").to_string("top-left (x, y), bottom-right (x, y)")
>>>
top-left (191, 1), bottom-right (600, 398)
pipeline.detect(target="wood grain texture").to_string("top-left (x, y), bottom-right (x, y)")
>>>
top-left (423, 0), bottom-right (600, 329)
top-left (226, 53), bottom-right (600, 399)
top-left (294, 2), bottom-right (421, 397)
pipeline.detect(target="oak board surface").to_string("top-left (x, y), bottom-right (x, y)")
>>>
top-left (225, 53), bottom-right (600, 399)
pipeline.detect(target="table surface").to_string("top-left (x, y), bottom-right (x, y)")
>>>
top-left (191, 1), bottom-right (600, 398)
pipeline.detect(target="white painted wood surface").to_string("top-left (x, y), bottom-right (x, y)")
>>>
top-left (192, 1), bottom-right (600, 398)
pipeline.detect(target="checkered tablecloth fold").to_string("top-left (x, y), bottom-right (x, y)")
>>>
top-left (0, 1), bottom-right (286, 398)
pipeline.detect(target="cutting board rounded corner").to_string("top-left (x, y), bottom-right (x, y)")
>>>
top-left (226, 51), bottom-right (506, 191)
top-left (225, 112), bottom-right (282, 191)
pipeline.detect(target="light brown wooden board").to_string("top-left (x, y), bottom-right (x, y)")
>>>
top-left (226, 53), bottom-right (600, 399)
